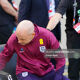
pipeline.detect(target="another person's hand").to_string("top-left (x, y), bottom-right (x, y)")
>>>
top-left (46, 27), bottom-right (52, 31)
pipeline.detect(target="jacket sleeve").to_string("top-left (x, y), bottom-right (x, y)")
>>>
top-left (0, 34), bottom-right (16, 70)
top-left (18, 0), bottom-right (32, 23)
top-left (48, 32), bottom-right (65, 71)
top-left (48, 32), bottom-right (69, 80)
top-left (56, 0), bottom-right (69, 15)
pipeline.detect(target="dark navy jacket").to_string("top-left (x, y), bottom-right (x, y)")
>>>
top-left (18, 0), bottom-right (61, 41)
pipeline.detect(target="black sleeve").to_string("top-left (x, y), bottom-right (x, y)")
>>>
top-left (56, 0), bottom-right (69, 15)
top-left (18, 0), bottom-right (31, 23)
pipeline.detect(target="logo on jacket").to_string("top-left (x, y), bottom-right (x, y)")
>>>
top-left (39, 46), bottom-right (46, 53)
top-left (20, 48), bottom-right (24, 51)
top-left (20, 48), bottom-right (24, 53)
top-left (39, 38), bottom-right (43, 45)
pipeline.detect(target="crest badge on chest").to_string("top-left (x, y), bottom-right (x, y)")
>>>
top-left (39, 38), bottom-right (46, 53)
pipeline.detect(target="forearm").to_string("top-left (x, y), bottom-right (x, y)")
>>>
top-left (0, 0), bottom-right (17, 17)
top-left (46, 13), bottom-right (62, 30)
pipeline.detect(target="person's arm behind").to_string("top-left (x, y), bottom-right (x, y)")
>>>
top-left (47, 13), bottom-right (62, 30)
top-left (46, 0), bottom-right (69, 30)
top-left (0, 0), bottom-right (18, 21)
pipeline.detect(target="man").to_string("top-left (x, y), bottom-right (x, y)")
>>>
top-left (0, 0), bottom-right (18, 44)
top-left (0, 20), bottom-right (69, 80)
top-left (18, 0), bottom-right (61, 41)
top-left (46, 0), bottom-right (80, 80)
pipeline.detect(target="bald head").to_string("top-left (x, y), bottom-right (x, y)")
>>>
top-left (16, 20), bottom-right (34, 35)
top-left (16, 20), bottom-right (35, 45)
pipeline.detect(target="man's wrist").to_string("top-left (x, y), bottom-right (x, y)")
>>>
top-left (46, 28), bottom-right (52, 31)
